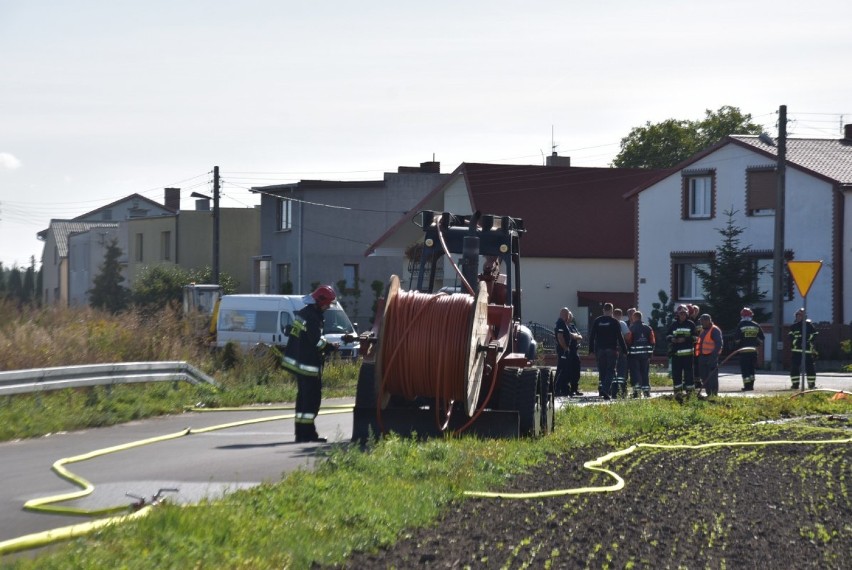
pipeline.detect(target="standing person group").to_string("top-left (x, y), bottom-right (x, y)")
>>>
top-left (789, 308), bottom-right (818, 390)
top-left (554, 307), bottom-right (583, 396)
top-left (282, 285), bottom-right (339, 443)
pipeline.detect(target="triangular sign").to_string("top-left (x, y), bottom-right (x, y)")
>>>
top-left (787, 260), bottom-right (822, 297)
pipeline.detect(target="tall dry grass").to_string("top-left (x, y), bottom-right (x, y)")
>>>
top-left (0, 299), bottom-right (211, 371)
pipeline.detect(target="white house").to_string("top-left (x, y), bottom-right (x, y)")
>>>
top-left (627, 124), bottom-right (852, 330)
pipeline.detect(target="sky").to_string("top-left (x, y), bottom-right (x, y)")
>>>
top-left (1, 0), bottom-right (851, 269)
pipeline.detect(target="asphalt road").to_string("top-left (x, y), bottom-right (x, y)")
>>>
top-left (1, 370), bottom-right (848, 559)
top-left (0, 399), bottom-right (355, 554)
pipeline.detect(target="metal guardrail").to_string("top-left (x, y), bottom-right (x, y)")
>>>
top-left (0, 362), bottom-right (218, 396)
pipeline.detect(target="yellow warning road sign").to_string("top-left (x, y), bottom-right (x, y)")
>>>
top-left (787, 260), bottom-right (822, 297)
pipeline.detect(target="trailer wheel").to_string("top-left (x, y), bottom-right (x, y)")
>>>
top-left (354, 362), bottom-right (376, 409)
top-left (498, 367), bottom-right (539, 436)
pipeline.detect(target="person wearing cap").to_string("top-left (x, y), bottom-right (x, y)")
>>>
top-left (666, 304), bottom-right (697, 395)
top-left (282, 285), bottom-right (338, 443)
top-left (789, 308), bottom-right (818, 390)
top-left (696, 314), bottom-right (723, 396)
top-left (733, 307), bottom-right (764, 391)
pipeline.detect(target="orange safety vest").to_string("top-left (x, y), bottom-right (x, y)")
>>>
top-left (697, 324), bottom-right (721, 356)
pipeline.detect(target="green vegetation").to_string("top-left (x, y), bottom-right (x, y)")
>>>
top-left (5, 395), bottom-right (849, 569)
top-left (0, 300), bottom-right (359, 441)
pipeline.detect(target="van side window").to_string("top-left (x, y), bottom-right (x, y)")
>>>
top-left (280, 311), bottom-right (293, 334)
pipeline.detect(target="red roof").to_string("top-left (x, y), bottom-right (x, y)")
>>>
top-left (461, 163), bottom-right (667, 258)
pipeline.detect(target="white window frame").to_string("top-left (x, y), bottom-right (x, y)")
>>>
top-left (277, 198), bottom-right (292, 231)
top-left (688, 176), bottom-right (712, 219)
top-left (678, 262), bottom-right (708, 301)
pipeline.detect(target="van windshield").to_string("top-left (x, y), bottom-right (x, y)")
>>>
top-left (324, 308), bottom-right (355, 334)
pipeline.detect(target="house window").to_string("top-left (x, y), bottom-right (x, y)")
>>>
top-left (254, 257), bottom-right (271, 294)
top-left (277, 198), bottom-right (292, 231)
top-left (135, 233), bottom-right (144, 262)
top-left (683, 174), bottom-right (714, 219)
top-left (160, 231), bottom-right (171, 261)
top-left (343, 264), bottom-right (359, 292)
top-left (277, 263), bottom-right (292, 294)
top-left (674, 261), bottom-right (709, 301)
top-left (746, 168), bottom-right (776, 216)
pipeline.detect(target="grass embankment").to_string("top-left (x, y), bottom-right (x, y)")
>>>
top-left (6, 394), bottom-right (850, 569)
top-left (0, 301), bottom-right (359, 441)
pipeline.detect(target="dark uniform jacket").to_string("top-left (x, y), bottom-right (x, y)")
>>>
top-left (589, 315), bottom-right (628, 354)
top-left (282, 304), bottom-right (329, 377)
top-left (734, 319), bottom-right (764, 349)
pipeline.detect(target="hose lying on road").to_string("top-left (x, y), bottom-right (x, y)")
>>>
top-left (0, 405), bottom-right (353, 556)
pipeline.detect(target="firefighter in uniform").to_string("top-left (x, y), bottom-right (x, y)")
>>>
top-left (789, 308), bottom-right (818, 390)
top-left (666, 304), bottom-right (697, 395)
top-left (282, 285), bottom-right (338, 443)
top-left (625, 310), bottom-right (655, 398)
top-left (733, 307), bottom-right (764, 391)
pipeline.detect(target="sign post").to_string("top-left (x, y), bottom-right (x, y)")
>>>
top-left (786, 261), bottom-right (823, 392)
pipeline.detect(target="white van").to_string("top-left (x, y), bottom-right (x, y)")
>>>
top-left (214, 294), bottom-right (359, 358)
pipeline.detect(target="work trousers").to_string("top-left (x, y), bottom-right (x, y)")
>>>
top-left (671, 354), bottom-right (694, 392)
top-left (698, 354), bottom-right (719, 396)
top-left (595, 348), bottom-right (617, 397)
top-left (790, 352), bottom-right (816, 389)
top-left (627, 354), bottom-right (650, 392)
top-left (614, 351), bottom-right (628, 397)
top-left (295, 372), bottom-right (323, 441)
top-left (739, 350), bottom-right (758, 382)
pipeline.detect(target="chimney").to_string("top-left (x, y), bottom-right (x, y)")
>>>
top-left (195, 198), bottom-right (211, 211)
top-left (844, 124), bottom-right (852, 141)
top-left (397, 161), bottom-right (441, 174)
top-left (164, 187), bottom-right (181, 211)
top-left (546, 152), bottom-right (571, 167)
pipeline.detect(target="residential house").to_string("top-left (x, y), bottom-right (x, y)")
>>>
top-left (39, 189), bottom-right (260, 305)
top-left (626, 124), bottom-right (852, 347)
top-left (367, 159), bottom-right (670, 330)
top-left (251, 162), bottom-right (448, 328)
top-left (39, 193), bottom-right (173, 306)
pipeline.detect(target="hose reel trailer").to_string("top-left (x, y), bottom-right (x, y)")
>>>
top-left (351, 211), bottom-right (555, 440)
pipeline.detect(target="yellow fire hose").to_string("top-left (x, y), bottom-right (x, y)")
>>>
top-left (465, 436), bottom-right (852, 499)
top-left (0, 405), bottom-right (353, 556)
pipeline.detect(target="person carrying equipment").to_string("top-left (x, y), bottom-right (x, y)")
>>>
top-left (282, 285), bottom-right (338, 443)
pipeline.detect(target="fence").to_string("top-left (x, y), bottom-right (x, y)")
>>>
top-left (0, 362), bottom-right (217, 397)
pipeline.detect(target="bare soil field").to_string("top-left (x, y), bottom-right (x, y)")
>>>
top-left (341, 424), bottom-right (851, 569)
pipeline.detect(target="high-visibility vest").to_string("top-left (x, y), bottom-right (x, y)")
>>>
top-left (697, 324), bottom-right (721, 355)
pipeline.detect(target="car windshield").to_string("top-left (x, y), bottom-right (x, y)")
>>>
top-left (324, 308), bottom-right (355, 335)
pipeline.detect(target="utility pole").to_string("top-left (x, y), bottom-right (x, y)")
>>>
top-left (771, 105), bottom-right (787, 371)
top-left (213, 166), bottom-right (220, 285)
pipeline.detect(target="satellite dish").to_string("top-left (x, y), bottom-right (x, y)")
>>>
top-left (758, 132), bottom-right (776, 146)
